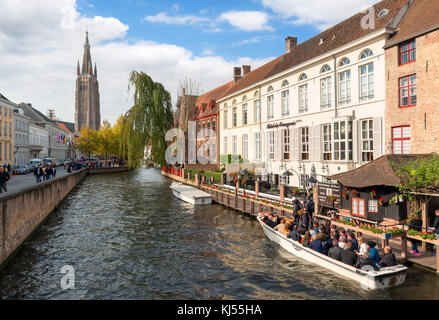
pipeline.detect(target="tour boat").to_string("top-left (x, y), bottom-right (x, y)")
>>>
top-left (170, 182), bottom-right (212, 205)
top-left (257, 215), bottom-right (408, 290)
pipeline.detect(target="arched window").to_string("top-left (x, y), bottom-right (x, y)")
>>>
top-left (254, 91), bottom-right (260, 98)
top-left (232, 99), bottom-right (237, 105)
top-left (339, 57), bottom-right (350, 67)
top-left (321, 65), bottom-right (331, 73)
top-left (267, 86), bottom-right (274, 93)
top-left (360, 49), bottom-right (373, 59)
top-left (242, 95), bottom-right (247, 102)
top-left (282, 80), bottom-right (289, 87)
top-left (299, 73), bottom-right (307, 81)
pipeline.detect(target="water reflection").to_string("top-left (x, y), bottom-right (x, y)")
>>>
top-left (0, 168), bottom-right (438, 300)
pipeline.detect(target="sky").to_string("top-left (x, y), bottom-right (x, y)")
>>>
top-left (0, 0), bottom-right (377, 124)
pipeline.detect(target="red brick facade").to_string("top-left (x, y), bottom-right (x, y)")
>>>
top-left (385, 29), bottom-right (439, 154)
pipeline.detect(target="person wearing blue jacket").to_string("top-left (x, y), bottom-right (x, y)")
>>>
top-left (367, 241), bottom-right (380, 265)
top-left (309, 234), bottom-right (325, 254)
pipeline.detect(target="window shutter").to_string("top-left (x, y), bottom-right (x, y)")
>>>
top-left (289, 126), bottom-right (295, 161)
top-left (264, 131), bottom-right (269, 163)
top-left (373, 117), bottom-right (382, 160)
top-left (293, 127), bottom-right (300, 161)
top-left (313, 125), bottom-right (321, 162)
top-left (353, 120), bottom-right (358, 163)
top-left (275, 130), bottom-right (282, 160)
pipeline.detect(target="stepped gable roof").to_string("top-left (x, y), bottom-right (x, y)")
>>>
top-left (222, 0), bottom-right (407, 99)
top-left (386, 0), bottom-right (439, 48)
top-left (192, 81), bottom-right (234, 120)
top-left (329, 154), bottom-right (433, 188)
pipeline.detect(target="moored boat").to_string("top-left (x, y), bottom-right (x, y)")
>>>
top-left (257, 214), bottom-right (407, 290)
top-left (170, 182), bottom-right (212, 205)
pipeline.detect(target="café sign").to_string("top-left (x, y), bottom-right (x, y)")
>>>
top-left (266, 121), bottom-right (298, 129)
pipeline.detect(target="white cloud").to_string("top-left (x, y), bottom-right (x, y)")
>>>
top-left (218, 11), bottom-right (273, 32)
top-left (144, 12), bottom-right (209, 26)
top-left (261, 0), bottom-right (377, 30)
top-left (0, 0), bottom-right (271, 124)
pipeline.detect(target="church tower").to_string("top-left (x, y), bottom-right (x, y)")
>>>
top-left (75, 31), bottom-right (101, 134)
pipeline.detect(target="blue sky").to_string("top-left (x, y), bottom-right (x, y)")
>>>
top-left (77, 0), bottom-right (321, 60)
top-left (0, 0), bottom-right (376, 123)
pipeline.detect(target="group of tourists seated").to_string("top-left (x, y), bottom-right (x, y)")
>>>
top-left (260, 212), bottom-right (398, 271)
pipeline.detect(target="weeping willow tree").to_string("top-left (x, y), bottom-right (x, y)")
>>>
top-left (121, 71), bottom-right (174, 168)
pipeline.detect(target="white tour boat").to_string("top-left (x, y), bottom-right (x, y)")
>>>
top-left (257, 215), bottom-right (407, 290)
top-left (170, 182), bottom-right (212, 205)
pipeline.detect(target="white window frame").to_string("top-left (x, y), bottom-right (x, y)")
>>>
top-left (267, 95), bottom-right (274, 120)
top-left (322, 124), bottom-right (332, 161)
top-left (282, 129), bottom-right (290, 160)
top-left (299, 84), bottom-right (308, 113)
top-left (255, 132), bottom-right (261, 160)
top-left (242, 134), bottom-right (248, 160)
top-left (301, 127), bottom-right (309, 160)
top-left (361, 119), bottom-right (374, 162)
top-left (232, 107), bottom-right (237, 127)
top-left (232, 135), bottom-right (237, 154)
top-left (242, 103), bottom-right (248, 125)
top-left (223, 110), bottom-right (228, 129)
top-left (254, 99), bottom-right (261, 123)
top-left (269, 131), bottom-right (275, 160)
top-left (339, 70), bottom-right (351, 105)
top-left (281, 90), bottom-right (290, 116)
top-left (321, 76), bottom-right (332, 109)
top-left (333, 120), bottom-right (353, 161)
top-left (359, 62), bottom-right (374, 102)
top-left (223, 136), bottom-right (228, 154)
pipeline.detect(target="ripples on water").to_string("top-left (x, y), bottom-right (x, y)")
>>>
top-left (0, 168), bottom-right (438, 300)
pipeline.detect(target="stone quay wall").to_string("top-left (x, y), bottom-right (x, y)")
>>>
top-left (0, 166), bottom-right (129, 267)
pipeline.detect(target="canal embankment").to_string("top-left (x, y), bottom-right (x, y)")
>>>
top-left (0, 166), bottom-right (129, 268)
top-left (162, 168), bottom-right (439, 274)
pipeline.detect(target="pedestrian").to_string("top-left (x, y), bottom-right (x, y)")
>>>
top-left (0, 169), bottom-right (7, 193)
top-left (35, 165), bottom-right (42, 183)
top-left (42, 165), bottom-right (47, 181)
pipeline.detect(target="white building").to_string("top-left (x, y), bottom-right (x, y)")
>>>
top-left (218, 0), bottom-right (409, 187)
top-left (29, 123), bottom-right (49, 159)
top-left (13, 108), bottom-right (31, 165)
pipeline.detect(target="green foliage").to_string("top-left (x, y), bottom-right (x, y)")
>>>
top-left (121, 71), bottom-right (174, 168)
top-left (393, 153), bottom-right (439, 195)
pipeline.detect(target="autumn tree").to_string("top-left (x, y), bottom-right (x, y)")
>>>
top-left (75, 127), bottom-right (99, 157)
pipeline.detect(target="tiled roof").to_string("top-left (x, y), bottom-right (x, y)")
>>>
top-left (56, 121), bottom-right (75, 132)
top-left (56, 122), bottom-right (71, 132)
top-left (386, 0), bottom-right (439, 47)
top-left (222, 0), bottom-right (408, 99)
top-left (329, 154), bottom-right (433, 188)
top-left (191, 81), bottom-right (234, 120)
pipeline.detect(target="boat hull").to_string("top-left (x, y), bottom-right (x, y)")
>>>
top-left (170, 183), bottom-right (212, 205)
top-left (258, 216), bottom-right (407, 290)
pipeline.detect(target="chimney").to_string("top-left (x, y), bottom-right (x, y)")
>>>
top-left (242, 65), bottom-right (251, 76)
top-left (285, 36), bottom-right (298, 53)
top-left (233, 67), bottom-right (242, 83)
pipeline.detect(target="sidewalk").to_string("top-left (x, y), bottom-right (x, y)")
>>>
top-left (0, 169), bottom-right (71, 200)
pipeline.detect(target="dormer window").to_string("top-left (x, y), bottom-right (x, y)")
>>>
top-left (299, 73), bottom-right (307, 81)
top-left (339, 58), bottom-right (350, 67)
top-left (267, 86), bottom-right (274, 93)
top-left (242, 95), bottom-right (247, 102)
top-left (378, 9), bottom-right (389, 18)
top-left (282, 80), bottom-right (289, 87)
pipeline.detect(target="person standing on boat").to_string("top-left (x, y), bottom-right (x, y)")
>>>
top-left (305, 196), bottom-right (314, 217)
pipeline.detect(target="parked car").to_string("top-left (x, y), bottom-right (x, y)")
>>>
top-left (12, 165), bottom-right (30, 175)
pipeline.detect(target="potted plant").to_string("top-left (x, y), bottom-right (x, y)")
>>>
top-left (292, 187), bottom-right (300, 195)
top-left (329, 195), bottom-right (338, 203)
top-left (370, 190), bottom-right (377, 198)
top-left (342, 191), bottom-right (349, 200)
top-left (378, 197), bottom-right (387, 206)
top-left (351, 189), bottom-right (359, 197)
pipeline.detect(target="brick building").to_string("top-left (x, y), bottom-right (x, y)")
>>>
top-left (189, 81), bottom-right (234, 166)
top-left (385, 0), bottom-right (439, 154)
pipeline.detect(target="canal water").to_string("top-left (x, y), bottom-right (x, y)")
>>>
top-left (0, 168), bottom-right (438, 300)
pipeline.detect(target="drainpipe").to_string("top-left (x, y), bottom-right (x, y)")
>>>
top-left (333, 54), bottom-right (338, 119)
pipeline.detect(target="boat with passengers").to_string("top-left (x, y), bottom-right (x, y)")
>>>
top-left (257, 213), bottom-right (407, 290)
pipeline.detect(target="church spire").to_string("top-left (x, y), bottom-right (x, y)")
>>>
top-left (81, 31), bottom-right (93, 75)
